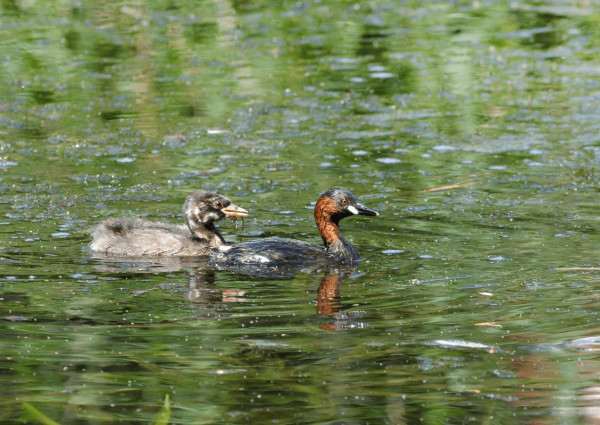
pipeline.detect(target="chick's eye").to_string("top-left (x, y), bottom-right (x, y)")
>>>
top-left (214, 202), bottom-right (223, 209)
top-left (340, 199), bottom-right (348, 206)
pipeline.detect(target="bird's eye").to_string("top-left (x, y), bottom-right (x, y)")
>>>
top-left (340, 199), bottom-right (348, 206)
top-left (214, 202), bottom-right (223, 209)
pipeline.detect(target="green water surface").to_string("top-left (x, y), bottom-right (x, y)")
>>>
top-left (2, 1), bottom-right (600, 424)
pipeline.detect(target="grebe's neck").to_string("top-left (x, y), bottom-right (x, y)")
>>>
top-left (186, 218), bottom-right (226, 246)
top-left (314, 196), bottom-right (359, 262)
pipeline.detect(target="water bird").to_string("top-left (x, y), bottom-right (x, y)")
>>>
top-left (210, 187), bottom-right (378, 276)
top-left (90, 190), bottom-right (248, 256)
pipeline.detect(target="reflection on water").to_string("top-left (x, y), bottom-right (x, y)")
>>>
top-left (3, 0), bottom-right (600, 423)
top-left (95, 255), bottom-right (366, 330)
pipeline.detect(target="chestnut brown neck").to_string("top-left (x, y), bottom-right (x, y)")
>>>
top-left (314, 196), bottom-right (359, 263)
top-left (314, 196), bottom-right (341, 246)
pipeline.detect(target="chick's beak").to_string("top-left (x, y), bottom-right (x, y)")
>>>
top-left (222, 203), bottom-right (249, 217)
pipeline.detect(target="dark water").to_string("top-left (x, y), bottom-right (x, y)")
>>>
top-left (3, 1), bottom-right (600, 423)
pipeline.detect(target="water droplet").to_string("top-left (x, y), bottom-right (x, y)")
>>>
top-left (375, 158), bottom-right (401, 164)
top-left (432, 145), bottom-right (457, 153)
top-left (382, 249), bottom-right (404, 255)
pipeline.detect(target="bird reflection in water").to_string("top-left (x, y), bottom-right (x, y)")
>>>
top-left (92, 256), bottom-right (369, 329)
top-left (316, 267), bottom-right (370, 330)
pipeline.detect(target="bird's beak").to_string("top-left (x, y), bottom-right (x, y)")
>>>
top-left (354, 202), bottom-right (379, 217)
top-left (222, 203), bottom-right (249, 217)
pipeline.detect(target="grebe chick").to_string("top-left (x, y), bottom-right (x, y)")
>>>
top-left (210, 187), bottom-right (377, 276)
top-left (90, 190), bottom-right (248, 256)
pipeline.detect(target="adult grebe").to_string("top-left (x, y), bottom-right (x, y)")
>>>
top-left (210, 187), bottom-right (377, 276)
top-left (90, 190), bottom-right (247, 256)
